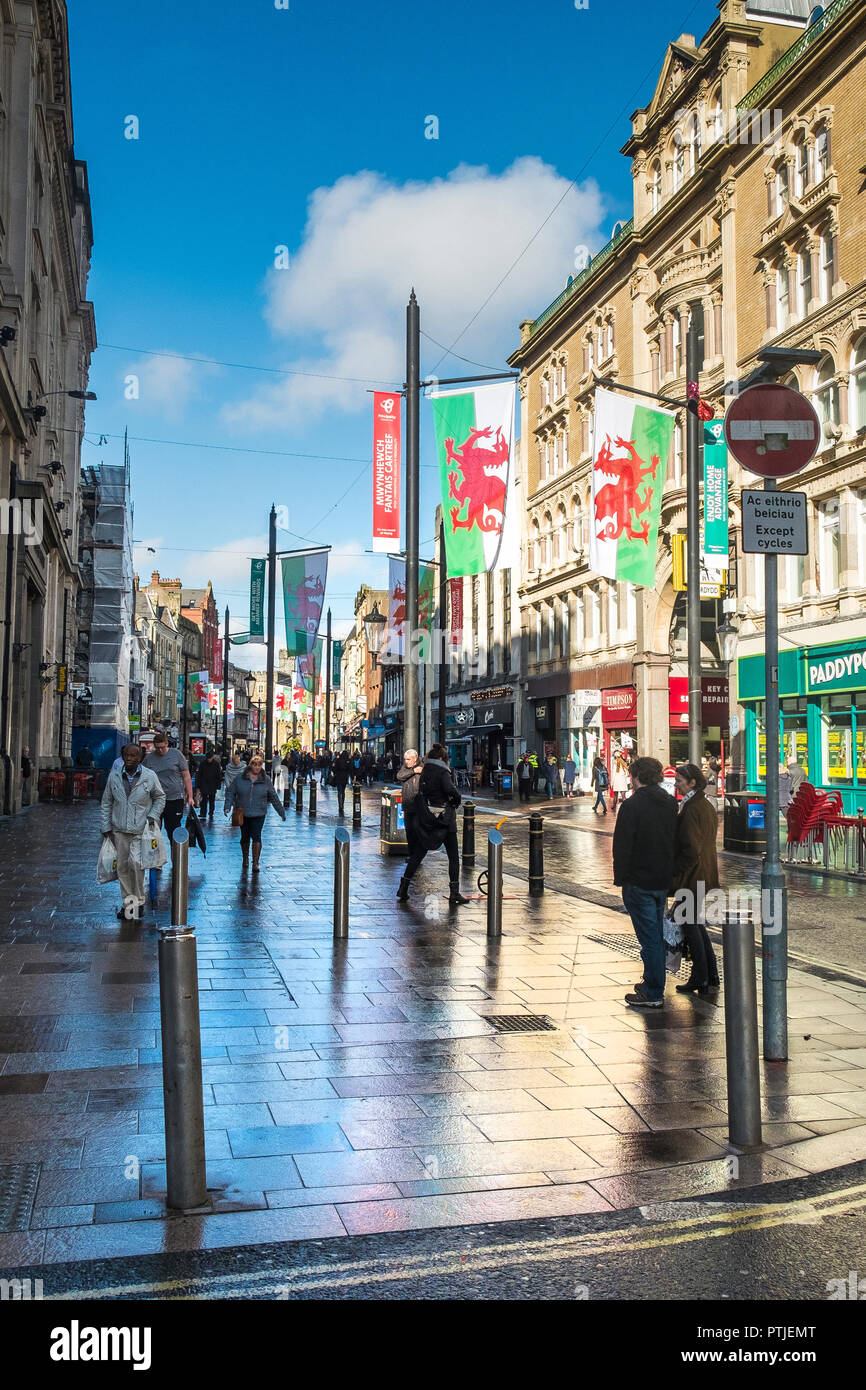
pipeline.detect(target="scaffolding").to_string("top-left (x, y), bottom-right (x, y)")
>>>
top-left (77, 455), bottom-right (134, 734)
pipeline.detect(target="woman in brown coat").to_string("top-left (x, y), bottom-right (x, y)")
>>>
top-left (671, 763), bottom-right (721, 994)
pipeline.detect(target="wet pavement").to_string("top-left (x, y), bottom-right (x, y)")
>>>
top-left (1, 786), bottom-right (866, 1270)
top-left (471, 791), bottom-right (866, 977)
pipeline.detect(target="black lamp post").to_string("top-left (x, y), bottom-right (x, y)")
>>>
top-left (363, 602), bottom-right (387, 668)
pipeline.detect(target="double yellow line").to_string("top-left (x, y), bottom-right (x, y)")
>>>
top-left (52, 1180), bottom-right (866, 1300)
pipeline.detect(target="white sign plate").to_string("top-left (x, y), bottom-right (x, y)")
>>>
top-left (741, 489), bottom-right (808, 555)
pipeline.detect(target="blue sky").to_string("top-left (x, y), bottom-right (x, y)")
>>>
top-left (68, 0), bottom-right (710, 649)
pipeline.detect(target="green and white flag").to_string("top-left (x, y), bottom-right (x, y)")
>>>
top-left (589, 387), bottom-right (675, 588)
top-left (430, 382), bottom-right (516, 578)
top-left (281, 550), bottom-right (328, 657)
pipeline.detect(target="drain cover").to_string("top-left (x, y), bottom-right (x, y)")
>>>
top-left (0, 1164), bottom-right (40, 1232)
top-left (584, 933), bottom-right (723, 983)
top-left (486, 1015), bottom-right (557, 1033)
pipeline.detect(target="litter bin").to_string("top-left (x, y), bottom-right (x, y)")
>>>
top-left (723, 791), bottom-right (767, 853)
top-left (379, 787), bottom-right (408, 856)
top-left (495, 769), bottom-right (514, 801)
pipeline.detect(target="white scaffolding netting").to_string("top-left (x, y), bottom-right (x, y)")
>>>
top-left (89, 465), bottom-right (133, 729)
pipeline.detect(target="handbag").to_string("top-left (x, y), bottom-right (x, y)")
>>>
top-left (231, 805), bottom-right (244, 827)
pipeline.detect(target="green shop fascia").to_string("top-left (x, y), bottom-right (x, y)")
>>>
top-left (738, 637), bottom-right (866, 813)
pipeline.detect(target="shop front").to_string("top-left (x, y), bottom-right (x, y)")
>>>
top-left (445, 693), bottom-right (515, 784)
top-left (738, 638), bottom-right (866, 814)
top-left (601, 686), bottom-right (637, 765)
top-left (668, 675), bottom-right (730, 765)
top-left (567, 689), bottom-right (601, 790)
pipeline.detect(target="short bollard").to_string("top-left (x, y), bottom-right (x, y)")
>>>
top-left (295, 778), bottom-right (303, 814)
top-left (723, 909), bottom-right (763, 1150)
top-left (487, 829), bottom-right (503, 938)
top-left (462, 800), bottom-right (476, 867)
top-left (334, 827), bottom-right (350, 939)
top-left (159, 829), bottom-right (207, 1210)
top-left (528, 813), bottom-right (544, 896)
top-left (309, 778), bottom-right (317, 819)
top-left (352, 779), bottom-right (362, 828)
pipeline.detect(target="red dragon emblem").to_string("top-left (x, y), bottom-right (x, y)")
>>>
top-left (390, 582), bottom-right (406, 629)
top-left (593, 435), bottom-right (659, 543)
top-left (445, 426), bottom-right (508, 535)
top-left (285, 575), bottom-right (324, 632)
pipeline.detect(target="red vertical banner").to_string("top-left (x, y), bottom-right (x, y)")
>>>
top-left (212, 637), bottom-right (223, 685)
top-left (372, 392), bottom-right (401, 553)
top-left (449, 578), bottom-right (463, 647)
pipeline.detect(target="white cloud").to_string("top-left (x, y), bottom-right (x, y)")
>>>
top-left (223, 158), bottom-right (606, 430)
top-left (124, 351), bottom-right (222, 420)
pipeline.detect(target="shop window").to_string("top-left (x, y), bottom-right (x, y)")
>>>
top-left (857, 692), bottom-right (866, 782)
top-left (822, 695), bottom-right (854, 785)
top-left (858, 493), bottom-right (866, 587)
top-left (850, 337), bottom-right (866, 433)
top-left (781, 698), bottom-right (809, 776)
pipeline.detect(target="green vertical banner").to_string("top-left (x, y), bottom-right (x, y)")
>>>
top-left (418, 564), bottom-right (435, 633)
top-left (332, 639), bottom-right (343, 689)
top-left (702, 419), bottom-right (728, 572)
top-left (250, 558), bottom-right (266, 639)
top-left (281, 551), bottom-right (328, 656)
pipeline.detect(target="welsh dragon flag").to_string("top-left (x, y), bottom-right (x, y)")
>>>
top-left (589, 388), bottom-right (675, 588)
top-left (431, 382), bottom-right (516, 578)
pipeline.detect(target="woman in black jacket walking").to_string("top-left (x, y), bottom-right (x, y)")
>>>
top-left (397, 744), bottom-right (469, 906)
top-left (331, 750), bottom-right (352, 816)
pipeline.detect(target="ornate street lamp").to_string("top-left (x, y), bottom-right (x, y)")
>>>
top-left (716, 616), bottom-right (738, 666)
top-left (363, 602), bottom-right (386, 657)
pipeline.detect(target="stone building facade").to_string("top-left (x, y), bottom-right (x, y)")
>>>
top-left (0, 0), bottom-right (95, 812)
top-left (508, 0), bottom-right (866, 799)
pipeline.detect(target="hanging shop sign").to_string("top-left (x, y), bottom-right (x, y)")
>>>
top-left (702, 419), bottom-right (729, 572)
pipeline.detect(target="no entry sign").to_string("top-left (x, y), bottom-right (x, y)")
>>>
top-left (723, 384), bottom-right (820, 478)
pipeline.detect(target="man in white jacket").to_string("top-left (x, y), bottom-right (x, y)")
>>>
top-left (100, 744), bottom-right (166, 919)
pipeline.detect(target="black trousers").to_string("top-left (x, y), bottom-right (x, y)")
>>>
top-left (404, 829), bottom-right (459, 887)
top-left (200, 791), bottom-right (216, 818)
top-left (336, 785), bottom-right (347, 814)
top-left (684, 921), bottom-right (720, 985)
top-left (518, 779), bottom-right (530, 802)
top-left (162, 799), bottom-right (184, 838)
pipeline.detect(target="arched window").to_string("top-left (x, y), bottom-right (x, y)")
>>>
top-left (650, 162), bottom-right (661, 213)
top-left (542, 372), bottom-right (550, 407)
top-left (776, 261), bottom-right (789, 329)
top-left (685, 111), bottom-right (700, 173)
top-left (672, 137), bottom-right (685, 192)
top-left (555, 504), bottom-right (567, 562)
top-left (571, 496), bottom-right (583, 552)
top-left (530, 518), bottom-right (540, 571)
top-left (814, 124), bottom-right (830, 182)
top-left (794, 136), bottom-right (809, 198)
top-left (595, 321), bottom-right (604, 363)
top-left (544, 435), bottom-right (552, 479)
top-left (797, 247), bottom-right (812, 318)
top-left (542, 512), bottom-right (553, 569)
top-left (709, 98), bottom-right (724, 146)
top-left (850, 336), bottom-right (866, 432)
top-left (820, 231), bottom-right (835, 303)
top-left (672, 315), bottom-right (682, 375)
top-left (812, 356), bottom-right (839, 433)
top-left (605, 319), bottom-right (614, 359)
top-left (587, 334), bottom-right (594, 373)
top-left (776, 160), bottom-right (789, 215)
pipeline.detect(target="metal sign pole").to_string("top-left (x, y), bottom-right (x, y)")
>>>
top-left (761, 475), bottom-right (788, 1060)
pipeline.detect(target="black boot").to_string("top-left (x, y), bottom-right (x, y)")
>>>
top-left (397, 876), bottom-right (410, 901)
top-left (449, 883), bottom-right (470, 906)
top-left (676, 976), bottom-right (710, 996)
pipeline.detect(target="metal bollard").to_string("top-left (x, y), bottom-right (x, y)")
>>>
top-left (462, 800), bottom-right (476, 867)
top-left (159, 829), bottom-right (207, 1210)
top-left (528, 813), bottom-right (544, 896)
top-left (487, 829), bottom-right (503, 938)
top-left (309, 778), bottom-right (317, 819)
top-left (334, 827), bottom-right (350, 939)
top-left (352, 779), bottom-right (362, 828)
top-left (295, 777), bottom-right (303, 814)
top-left (722, 909), bottom-right (763, 1150)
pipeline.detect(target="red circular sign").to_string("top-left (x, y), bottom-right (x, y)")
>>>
top-left (723, 383), bottom-right (820, 477)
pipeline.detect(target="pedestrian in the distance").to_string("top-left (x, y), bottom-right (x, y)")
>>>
top-left (331, 749), bottom-right (352, 815)
top-left (75, 743), bottom-right (95, 769)
top-left (529, 751), bottom-right (539, 795)
top-left (225, 751), bottom-right (245, 791)
top-left (563, 755), bottom-right (576, 798)
top-left (542, 755), bottom-right (558, 799)
top-left (591, 756), bottom-right (609, 814)
top-left (612, 757), bottom-right (678, 1009)
top-left (396, 748), bottom-right (422, 877)
top-left (612, 754), bottom-right (629, 810)
top-left (223, 752), bottom-right (286, 872)
top-left (671, 763), bottom-right (721, 995)
top-left (100, 744), bottom-right (165, 920)
top-left (144, 731), bottom-right (193, 840)
top-left (195, 749), bottom-right (223, 820)
top-left (397, 743), bottom-right (469, 906)
top-left (517, 753), bottom-right (532, 803)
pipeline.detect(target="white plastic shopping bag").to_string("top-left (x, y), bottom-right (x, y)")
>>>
top-left (133, 820), bottom-right (168, 870)
top-left (97, 835), bottom-right (118, 884)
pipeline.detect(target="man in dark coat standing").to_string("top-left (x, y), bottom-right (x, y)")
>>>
top-left (397, 744), bottom-right (469, 906)
top-left (671, 763), bottom-right (721, 993)
top-left (195, 750), bottom-right (223, 820)
top-left (612, 756), bottom-right (678, 1009)
top-left (331, 750), bottom-right (352, 816)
